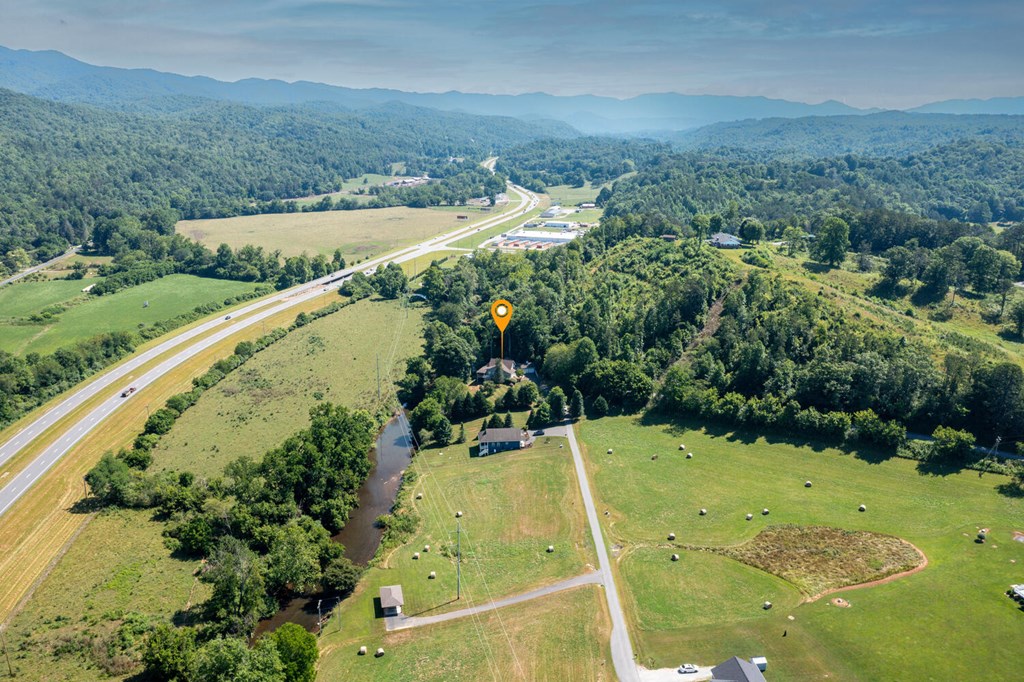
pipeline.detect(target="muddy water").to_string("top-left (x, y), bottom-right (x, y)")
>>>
top-left (254, 412), bottom-right (414, 635)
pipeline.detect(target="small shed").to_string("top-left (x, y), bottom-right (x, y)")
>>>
top-left (379, 585), bottom-right (404, 617)
top-left (710, 655), bottom-right (767, 682)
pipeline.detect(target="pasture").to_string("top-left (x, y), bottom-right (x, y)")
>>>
top-left (154, 297), bottom-right (427, 478)
top-left (316, 412), bottom-right (601, 680)
top-left (177, 206), bottom-right (486, 260)
top-left (577, 414), bottom-right (1024, 680)
top-left (0, 274), bottom-right (258, 356)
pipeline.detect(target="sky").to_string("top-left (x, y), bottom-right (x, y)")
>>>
top-left (0, 0), bottom-right (1021, 109)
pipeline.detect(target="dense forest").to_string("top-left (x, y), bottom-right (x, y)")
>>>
top-left (397, 209), bottom-right (1024, 456)
top-left (494, 137), bottom-right (670, 190)
top-left (599, 139), bottom-right (1024, 224)
top-left (671, 111), bottom-right (1024, 159)
top-left (0, 89), bottom-right (572, 265)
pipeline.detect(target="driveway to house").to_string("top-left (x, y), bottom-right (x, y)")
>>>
top-left (385, 571), bottom-right (601, 631)
top-left (550, 422), bottom-right (640, 682)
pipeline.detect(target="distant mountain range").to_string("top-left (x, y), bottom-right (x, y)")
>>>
top-left (1, 46), bottom-right (1022, 134)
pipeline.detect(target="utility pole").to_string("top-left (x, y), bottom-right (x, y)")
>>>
top-left (317, 599), bottom-right (322, 637)
top-left (456, 516), bottom-right (462, 600)
top-left (1, 626), bottom-right (13, 677)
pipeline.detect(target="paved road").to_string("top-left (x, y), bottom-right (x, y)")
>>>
top-left (0, 246), bottom-right (81, 288)
top-left (555, 422), bottom-right (640, 682)
top-left (385, 571), bottom-right (601, 632)
top-left (0, 184), bottom-right (539, 518)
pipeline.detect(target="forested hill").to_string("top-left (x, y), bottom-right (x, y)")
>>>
top-left (671, 112), bottom-right (1024, 159)
top-left (0, 89), bottom-right (576, 261)
top-left (603, 138), bottom-right (1024, 224)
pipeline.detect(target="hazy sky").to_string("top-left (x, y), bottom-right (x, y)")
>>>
top-left (0, 0), bottom-right (1021, 108)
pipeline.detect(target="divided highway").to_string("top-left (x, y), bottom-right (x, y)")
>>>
top-left (0, 185), bottom-right (539, 517)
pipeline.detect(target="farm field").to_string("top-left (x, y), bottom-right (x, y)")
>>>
top-left (578, 414), bottom-right (1024, 680)
top-left (316, 412), bottom-right (600, 680)
top-left (0, 278), bottom-right (89, 318)
top-left (176, 204), bottom-right (509, 260)
top-left (154, 297), bottom-right (427, 478)
top-left (0, 274), bottom-right (258, 356)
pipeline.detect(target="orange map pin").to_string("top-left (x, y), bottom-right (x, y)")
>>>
top-left (491, 299), bottom-right (513, 332)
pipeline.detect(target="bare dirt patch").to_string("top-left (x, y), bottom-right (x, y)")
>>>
top-left (831, 597), bottom-right (851, 607)
top-left (697, 524), bottom-right (925, 598)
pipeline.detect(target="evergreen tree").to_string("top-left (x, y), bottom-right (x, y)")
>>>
top-left (592, 395), bottom-right (609, 417)
top-left (547, 386), bottom-right (567, 421)
top-left (434, 416), bottom-right (453, 446)
top-left (502, 412), bottom-right (513, 428)
top-left (569, 388), bottom-right (585, 420)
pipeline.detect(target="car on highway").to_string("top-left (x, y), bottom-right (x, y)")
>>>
top-left (120, 387), bottom-right (136, 398)
top-left (678, 663), bottom-right (699, 674)
top-left (224, 315), bottom-right (232, 320)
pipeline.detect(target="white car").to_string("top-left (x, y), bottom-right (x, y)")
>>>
top-left (678, 663), bottom-right (699, 674)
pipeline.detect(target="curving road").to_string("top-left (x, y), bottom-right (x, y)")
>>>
top-left (0, 184), bottom-right (539, 518)
top-left (0, 246), bottom-right (81, 288)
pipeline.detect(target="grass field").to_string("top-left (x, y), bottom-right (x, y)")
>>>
top-left (315, 412), bottom-right (600, 681)
top-left (3, 509), bottom-right (207, 679)
top-left (318, 584), bottom-right (612, 682)
top-left (154, 297), bottom-right (427, 479)
top-left (177, 206), bottom-right (499, 260)
top-left (0, 274), bottom-right (258, 356)
top-left (578, 414), bottom-right (1024, 679)
top-left (0, 278), bottom-right (90, 318)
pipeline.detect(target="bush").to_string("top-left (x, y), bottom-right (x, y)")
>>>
top-left (930, 425), bottom-right (975, 462)
top-left (321, 556), bottom-right (362, 596)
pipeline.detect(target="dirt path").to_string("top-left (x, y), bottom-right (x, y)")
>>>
top-left (807, 540), bottom-right (929, 603)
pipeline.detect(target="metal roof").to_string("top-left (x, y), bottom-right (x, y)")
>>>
top-left (479, 428), bottom-right (527, 443)
top-left (379, 585), bottom-right (404, 609)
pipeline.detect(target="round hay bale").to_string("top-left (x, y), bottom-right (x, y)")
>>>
top-left (607, 448), bottom-right (614, 454)
top-left (686, 453), bottom-right (693, 459)
top-left (858, 504), bottom-right (866, 512)
top-left (455, 510), bottom-right (463, 518)
top-left (763, 601), bottom-right (773, 610)
top-left (762, 508), bottom-right (770, 515)
top-left (679, 444), bottom-right (686, 451)
top-left (746, 513), bottom-right (753, 520)
top-left (668, 532), bottom-right (676, 541)
top-left (358, 646), bottom-right (367, 656)
top-left (804, 481), bottom-right (812, 488)
top-left (428, 571), bottom-right (436, 579)
top-left (375, 647), bottom-right (385, 658)
top-left (699, 508), bottom-right (707, 516)
top-left (415, 492), bottom-right (423, 500)
top-left (547, 545), bottom-right (555, 553)
top-left (412, 552), bottom-right (420, 560)
top-left (424, 545), bottom-right (430, 552)
top-left (671, 553), bottom-right (680, 562)
top-left (651, 454), bottom-right (658, 460)
top-left (560, 444), bottom-right (564, 448)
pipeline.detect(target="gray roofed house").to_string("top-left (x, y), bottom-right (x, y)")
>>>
top-left (379, 585), bottom-right (404, 616)
top-left (478, 427), bottom-right (533, 456)
top-left (710, 232), bottom-right (742, 248)
top-left (476, 358), bottom-right (517, 382)
top-left (711, 656), bottom-right (768, 682)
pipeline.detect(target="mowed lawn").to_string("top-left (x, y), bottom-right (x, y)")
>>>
top-left (316, 414), bottom-right (600, 681)
top-left (153, 297), bottom-right (427, 478)
top-left (0, 278), bottom-right (89, 318)
top-left (578, 414), bottom-right (1024, 680)
top-left (177, 206), bottom-right (478, 260)
top-left (0, 274), bottom-right (258, 356)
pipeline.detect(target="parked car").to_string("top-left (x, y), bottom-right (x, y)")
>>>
top-left (678, 663), bottom-right (699, 674)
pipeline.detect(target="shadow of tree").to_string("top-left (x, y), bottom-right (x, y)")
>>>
top-left (68, 496), bottom-right (105, 514)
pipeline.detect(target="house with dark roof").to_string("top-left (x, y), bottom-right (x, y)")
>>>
top-left (477, 427), bottom-right (533, 456)
top-left (476, 358), bottom-right (517, 382)
top-left (379, 585), bottom-right (404, 617)
top-left (711, 656), bottom-right (767, 682)
top-left (710, 232), bottom-right (742, 249)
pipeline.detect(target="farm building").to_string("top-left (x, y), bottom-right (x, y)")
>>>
top-left (710, 232), bottom-right (742, 249)
top-left (379, 585), bottom-right (404, 616)
top-left (478, 427), bottom-right (533, 456)
top-left (711, 656), bottom-right (768, 681)
top-left (540, 206), bottom-right (562, 218)
top-left (476, 358), bottom-right (517, 382)
top-left (578, 202), bottom-right (596, 209)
